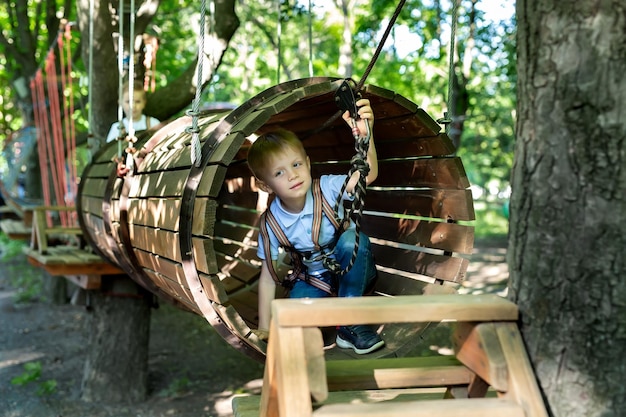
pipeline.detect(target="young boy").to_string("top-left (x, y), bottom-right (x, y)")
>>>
top-left (247, 98), bottom-right (384, 354)
top-left (106, 80), bottom-right (160, 143)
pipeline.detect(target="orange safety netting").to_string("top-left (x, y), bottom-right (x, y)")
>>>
top-left (29, 22), bottom-right (78, 227)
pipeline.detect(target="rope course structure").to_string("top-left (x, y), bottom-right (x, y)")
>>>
top-left (72, 0), bottom-right (478, 362)
top-left (29, 20), bottom-right (79, 227)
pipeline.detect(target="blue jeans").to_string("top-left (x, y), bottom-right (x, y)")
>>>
top-left (289, 229), bottom-right (377, 299)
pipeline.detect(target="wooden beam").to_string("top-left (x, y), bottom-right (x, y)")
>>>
top-left (453, 322), bottom-right (509, 392)
top-left (496, 323), bottom-right (549, 417)
top-left (312, 398), bottom-right (525, 417)
top-left (326, 356), bottom-right (471, 391)
top-left (272, 295), bottom-right (518, 328)
top-left (65, 274), bottom-right (102, 290)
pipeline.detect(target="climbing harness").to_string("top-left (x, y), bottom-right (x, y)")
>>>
top-left (259, 179), bottom-right (343, 295)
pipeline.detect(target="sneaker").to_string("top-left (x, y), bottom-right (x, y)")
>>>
top-left (336, 325), bottom-right (385, 354)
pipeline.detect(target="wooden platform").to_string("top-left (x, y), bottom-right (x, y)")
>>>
top-left (0, 218), bottom-right (32, 240)
top-left (232, 294), bottom-right (548, 417)
top-left (22, 205), bottom-right (124, 289)
top-left (24, 246), bottom-right (123, 284)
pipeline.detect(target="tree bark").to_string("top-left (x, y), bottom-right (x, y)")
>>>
top-left (80, 276), bottom-right (152, 403)
top-left (511, 1), bottom-right (626, 416)
top-left (43, 274), bottom-right (68, 305)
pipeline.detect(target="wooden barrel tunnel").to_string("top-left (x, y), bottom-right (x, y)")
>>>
top-left (77, 77), bottom-right (475, 362)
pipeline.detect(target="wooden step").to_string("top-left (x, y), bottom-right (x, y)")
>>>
top-left (326, 355), bottom-right (471, 391)
top-left (313, 398), bottom-right (524, 417)
top-left (272, 294), bottom-right (518, 328)
top-left (233, 390), bottom-right (517, 417)
top-left (233, 388), bottom-right (451, 417)
top-left (24, 246), bottom-right (123, 280)
top-left (0, 219), bottom-right (31, 240)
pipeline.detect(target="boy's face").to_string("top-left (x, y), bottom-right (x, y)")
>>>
top-left (256, 146), bottom-right (312, 211)
top-left (121, 90), bottom-right (146, 121)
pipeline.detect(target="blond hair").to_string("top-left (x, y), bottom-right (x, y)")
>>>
top-left (247, 128), bottom-right (307, 180)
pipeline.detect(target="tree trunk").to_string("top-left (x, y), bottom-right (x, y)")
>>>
top-left (510, 1), bottom-right (626, 416)
top-left (81, 276), bottom-right (152, 403)
top-left (43, 274), bottom-right (67, 305)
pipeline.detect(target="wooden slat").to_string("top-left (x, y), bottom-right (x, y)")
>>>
top-left (361, 215), bottom-right (474, 254)
top-left (272, 294), bottom-right (519, 328)
top-left (129, 224), bottom-right (182, 261)
top-left (309, 131), bottom-right (455, 162)
top-left (64, 274), bottom-right (102, 290)
top-left (315, 157), bottom-right (470, 190)
top-left (228, 289), bottom-right (261, 325)
top-left (0, 219), bottom-right (31, 239)
top-left (496, 323), bottom-right (550, 417)
top-left (24, 248), bottom-right (123, 276)
top-left (130, 169), bottom-right (192, 198)
top-left (453, 322), bottom-right (509, 392)
top-left (127, 197), bottom-right (182, 231)
top-left (80, 178), bottom-right (110, 198)
top-left (365, 188), bottom-right (475, 222)
top-left (233, 389), bottom-right (450, 417)
top-left (325, 356), bottom-right (471, 391)
top-left (312, 398), bottom-right (525, 417)
top-left (214, 252), bottom-right (259, 285)
top-left (192, 236), bottom-right (217, 274)
top-left (371, 244), bottom-right (468, 283)
top-left (198, 272), bottom-right (229, 304)
top-left (134, 248), bottom-right (185, 284)
top-left (373, 270), bottom-right (430, 297)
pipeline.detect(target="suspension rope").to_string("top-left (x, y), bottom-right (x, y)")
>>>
top-left (354, 0), bottom-right (407, 93)
top-left (186, 0), bottom-right (211, 168)
top-left (303, 1), bottom-right (407, 276)
top-left (31, 73), bottom-right (52, 212)
top-left (308, 0), bottom-right (313, 77)
top-left (87, 0), bottom-right (95, 153)
top-left (124, 0), bottom-right (138, 173)
top-left (276, 0), bottom-right (282, 84)
top-left (59, 23), bottom-right (78, 224)
top-left (115, 0), bottom-right (125, 159)
top-left (444, 0), bottom-right (459, 134)
top-left (45, 51), bottom-right (69, 225)
top-left (304, 0), bottom-right (407, 140)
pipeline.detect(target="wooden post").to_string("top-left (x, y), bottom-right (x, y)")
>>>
top-left (80, 275), bottom-right (152, 403)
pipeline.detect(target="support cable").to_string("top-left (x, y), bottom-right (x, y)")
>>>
top-left (186, 0), bottom-right (211, 168)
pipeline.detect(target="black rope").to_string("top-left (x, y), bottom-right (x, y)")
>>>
top-left (322, 122), bottom-right (371, 277)
top-left (303, 0), bottom-right (408, 141)
top-left (307, 0), bottom-right (409, 277)
top-left (354, 0), bottom-right (407, 93)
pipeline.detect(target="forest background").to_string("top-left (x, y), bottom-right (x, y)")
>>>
top-left (2, 1), bottom-right (626, 416)
top-left (0, 0), bottom-right (515, 237)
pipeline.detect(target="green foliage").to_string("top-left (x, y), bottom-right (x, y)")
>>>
top-left (0, 234), bottom-right (43, 302)
top-left (0, 231), bottom-right (25, 260)
top-left (10, 361), bottom-right (57, 396)
top-left (1, 0), bottom-right (516, 207)
top-left (9, 268), bottom-right (43, 303)
top-left (472, 202), bottom-right (509, 239)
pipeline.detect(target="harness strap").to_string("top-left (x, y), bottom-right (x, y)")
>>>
top-left (311, 178), bottom-right (341, 249)
top-left (259, 179), bottom-right (341, 295)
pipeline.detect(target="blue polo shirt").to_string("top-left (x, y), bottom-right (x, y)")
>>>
top-left (257, 174), bottom-right (353, 276)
